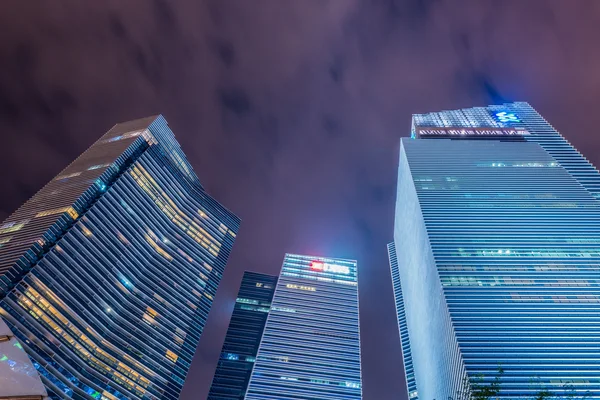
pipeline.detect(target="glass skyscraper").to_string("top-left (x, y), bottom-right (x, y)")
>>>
top-left (207, 271), bottom-right (277, 400)
top-left (393, 102), bottom-right (600, 399)
top-left (387, 242), bottom-right (418, 400)
top-left (0, 116), bottom-right (239, 400)
top-left (245, 254), bottom-right (362, 400)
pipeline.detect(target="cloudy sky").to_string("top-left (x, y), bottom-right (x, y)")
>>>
top-left (1, 1), bottom-right (600, 399)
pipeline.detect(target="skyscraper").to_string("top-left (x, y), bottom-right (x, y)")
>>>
top-left (207, 271), bottom-right (277, 400)
top-left (387, 242), bottom-right (418, 400)
top-left (0, 116), bottom-right (239, 400)
top-left (393, 102), bottom-right (600, 399)
top-left (245, 254), bottom-right (362, 400)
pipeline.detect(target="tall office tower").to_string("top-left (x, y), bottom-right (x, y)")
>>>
top-left (387, 242), bottom-right (418, 400)
top-left (207, 271), bottom-right (277, 399)
top-left (0, 116), bottom-right (239, 400)
top-left (245, 254), bottom-right (362, 400)
top-left (393, 102), bottom-right (600, 399)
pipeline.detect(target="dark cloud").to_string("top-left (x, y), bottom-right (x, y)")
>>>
top-left (1, 1), bottom-right (600, 400)
top-left (321, 113), bottom-right (341, 138)
top-left (0, 85), bottom-right (21, 124)
top-left (210, 37), bottom-right (236, 67)
top-left (329, 55), bottom-right (345, 83)
top-left (51, 88), bottom-right (78, 112)
top-left (478, 74), bottom-right (508, 104)
top-left (13, 42), bottom-right (38, 72)
top-left (385, 0), bottom-right (439, 22)
top-left (151, 0), bottom-right (177, 33)
top-left (108, 13), bottom-right (128, 39)
top-left (256, 113), bottom-right (280, 163)
top-left (132, 45), bottom-right (164, 87)
top-left (218, 86), bottom-right (252, 116)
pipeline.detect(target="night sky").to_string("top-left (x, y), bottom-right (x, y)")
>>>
top-left (2, 1), bottom-right (600, 399)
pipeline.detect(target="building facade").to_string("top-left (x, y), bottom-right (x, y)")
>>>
top-left (0, 116), bottom-right (239, 400)
top-left (245, 254), bottom-right (362, 400)
top-left (393, 102), bottom-right (600, 399)
top-left (387, 242), bottom-right (418, 400)
top-left (207, 271), bottom-right (277, 400)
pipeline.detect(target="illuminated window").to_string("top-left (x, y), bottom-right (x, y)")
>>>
top-left (271, 307), bottom-right (296, 313)
top-left (66, 207), bottom-right (79, 219)
top-left (240, 305), bottom-right (270, 312)
top-left (116, 231), bottom-right (130, 245)
top-left (0, 219), bottom-right (29, 234)
top-left (144, 231), bottom-right (173, 261)
top-left (87, 163), bottom-right (111, 170)
top-left (177, 248), bottom-right (194, 263)
top-left (285, 284), bottom-right (316, 292)
top-left (237, 298), bottom-right (259, 305)
top-left (203, 262), bottom-right (213, 273)
top-left (81, 225), bottom-right (93, 237)
top-left (103, 130), bottom-right (142, 143)
top-left (224, 352), bottom-right (239, 361)
top-left (55, 172), bottom-right (81, 180)
top-left (146, 307), bottom-right (158, 318)
top-left (165, 350), bottom-right (178, 363)
top-left (130, 165), bottom-right (222, 255)
top-left (187, 300), bottom-right (198, 310)
top-left (35, 206), bottom-right (78, 219)
top-left (142, 313), bottom-right (156, 325)
top-left (175, 328), bottom-right (186, 339)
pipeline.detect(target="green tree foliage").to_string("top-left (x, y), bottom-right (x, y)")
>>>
top-left (444, 366), bottom-right (590, 400)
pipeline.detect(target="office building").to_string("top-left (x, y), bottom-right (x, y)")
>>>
top-left (387, 242), bottom-right (418, 400)
top-left (0, 116), bottom-right (239, 399)
top-left (245, 254), bottom-right (362, 400)
top-left (207, 271), bottom-right (277, 400)
top-left (393, 102), bottom-right (600, 399)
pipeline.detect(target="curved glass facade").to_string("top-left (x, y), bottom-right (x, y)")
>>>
top-left (0, 116), bottom-right (239, 400)
top-left (207, 271), bottom-right (277, 400)
top-left (245, 254), bottom-right (362, 400)
top-left (394, 103), bottom-right (600, 399)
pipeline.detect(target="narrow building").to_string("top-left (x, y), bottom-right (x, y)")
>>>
top-left (245, 254), bottom-right (362, 400)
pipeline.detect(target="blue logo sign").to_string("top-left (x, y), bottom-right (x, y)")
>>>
top-left (494, 111), bottom-right (520, 123)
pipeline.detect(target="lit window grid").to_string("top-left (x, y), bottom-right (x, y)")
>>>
top-left (395, 136), bottom-right (600, 399)
top-left (0, 116), bottom-right (239, 400)
top-left (245, 254), bottom-right (362, 400)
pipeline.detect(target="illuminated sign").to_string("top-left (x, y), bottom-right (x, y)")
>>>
top-left (286, 284), bottom-right (316, 292)
top-left (416, 126), bottom-right (529, 138)
top-left (310, 262), bottom-right (350, 275)
top-left (494, 111), bottom-right (521, 123)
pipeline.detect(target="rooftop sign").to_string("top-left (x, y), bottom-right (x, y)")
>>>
top-left (416, 126), bottom-right (529, 139)
top-left (310, 261), bottom-right (350, 275)
top-left (493, 111), bottom-right (521, 123)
